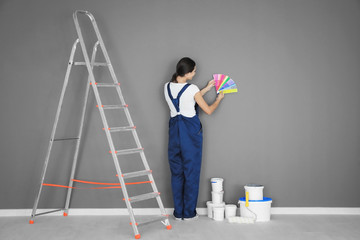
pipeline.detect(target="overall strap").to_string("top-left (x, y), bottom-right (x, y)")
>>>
top-left (167, 82), bottom-right (191, 113)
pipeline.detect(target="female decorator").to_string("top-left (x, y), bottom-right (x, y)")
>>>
top-left (164, 57), bottom-right (224, 220)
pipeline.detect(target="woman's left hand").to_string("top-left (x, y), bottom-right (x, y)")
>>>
top-left (207, 79), bottom-right (215, 90)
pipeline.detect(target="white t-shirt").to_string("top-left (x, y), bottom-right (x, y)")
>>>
top-left (164, 82), bottom-right (200, 118)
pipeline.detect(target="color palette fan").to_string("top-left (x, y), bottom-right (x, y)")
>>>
top-left (213, 74), bottom-right (238, 94)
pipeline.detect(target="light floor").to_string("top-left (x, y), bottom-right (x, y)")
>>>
top-left (1, 214), bottom-right (359, 240)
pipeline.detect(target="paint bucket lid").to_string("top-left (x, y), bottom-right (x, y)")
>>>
top-left (211, 178), bottom-right (224, 183)
top-left (244, 184), bottom-right (264, 188)
top-left (239, 197), bottom-right (272, 202)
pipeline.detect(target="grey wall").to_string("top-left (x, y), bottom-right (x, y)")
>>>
top-left (1, 0), bottom-right (360, 209)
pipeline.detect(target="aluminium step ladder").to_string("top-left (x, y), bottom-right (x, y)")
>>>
top-left (29, 10), bottom-right (171, 239)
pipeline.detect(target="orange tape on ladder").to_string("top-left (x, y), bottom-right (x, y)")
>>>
top-left (124, 181), bottom-right (152, 185)
top-left (42, 183), bottom-right (122, 189)
top-left (84, 186), bottom-right (122, 189)
top-left (72, 179), bottom-right (120, 185)
top-left (42, 180), bottom-right (153, 189)
top-left (72, 179), bottom-right (152, 185)
top-left (43, 183), bottom-right (74, 189)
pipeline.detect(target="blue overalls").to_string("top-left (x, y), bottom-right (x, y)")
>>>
top-left (167, 83), bottom-right (203, 219)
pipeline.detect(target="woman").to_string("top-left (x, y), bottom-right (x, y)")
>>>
top-left (164, 57), bottom-right (224, 220)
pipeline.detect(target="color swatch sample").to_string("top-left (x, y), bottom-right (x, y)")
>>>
top-left (213, 74), bottom-right (238, 94)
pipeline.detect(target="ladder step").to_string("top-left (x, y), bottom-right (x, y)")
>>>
top-left (116, 148), bottom-right (143, 155)
top-left (137, 215), bottom-right (168, 227)
top-left (74, 62), bottom-right (108, 66)
top-left (109, 126), bottom-right (135, 132)
top-left (95, 83), bottom-right (120, 87)
top-left (102, 105), bottom-right (128, 110)
top-left (122, 170), bottom-right (152, 179)
top-left (53, 137), bottom-right (80, 141)
top-left (126, 192), bottom-right (160, 203)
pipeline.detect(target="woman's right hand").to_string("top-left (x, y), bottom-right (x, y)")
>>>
top-left (216, 92), bottom-right (225, 101)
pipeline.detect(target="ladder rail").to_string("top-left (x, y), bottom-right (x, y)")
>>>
top-left (64, 41), bottom-right (100, 214)
top-left (73, 12), bottom-right (134, 125)
top-left (30, 39), bottom-right (80, 221)
top-left (74, 11), bottom-right (124, 101)
top-left (73, 10), bottom-right (140, 236)
top-left (74, 11), bottom-right (150, 167)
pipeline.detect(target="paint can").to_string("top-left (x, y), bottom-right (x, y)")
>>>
top-left (238, 197), bottom-right (272, 222)
top-left (211, 191), bottom-right (224, 204)
top-left (206, 201), bottom-right (225, 219)
top-left (206, 201), bottom-right (213, 218)
top-left (211, 178), bottom-right (224, 192)
top-left (213, 206), bottom-right (225, 221)
top-left (244, 184), bottom-right (264, 200)
top-left (225, 204), bottom-right (237, 219)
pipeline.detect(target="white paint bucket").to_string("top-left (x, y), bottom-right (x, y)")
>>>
top-left (206, 201), bottom-right (225, 219)
top-left (225, 204), bottom-right (237, 219)
top-left (211, 191), bottom-right (224, 204)
top-left (213, 206), bottom-right (225, 221)
top-left (238, 197), bottom-right (272, 222)
top-left (211, 178), bottom-right (224, 192)
top-left (244, 184), bottom-right (264, 200)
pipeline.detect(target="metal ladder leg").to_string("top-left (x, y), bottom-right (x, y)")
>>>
top-left (63, 41), bottom-right (100, 216)
top-left (29, 39), bottom-right (80, 224)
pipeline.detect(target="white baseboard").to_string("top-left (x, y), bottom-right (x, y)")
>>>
top-left (270, 207), bottom-right (360, 215)
top-left (1, 208), bottom-right (360, 217)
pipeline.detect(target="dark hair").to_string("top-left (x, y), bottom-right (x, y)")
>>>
top-left (171, 57), bottom-right (196, 83)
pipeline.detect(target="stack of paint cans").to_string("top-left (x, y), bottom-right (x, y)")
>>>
top-left (206, 178), bottom-right (226, 221)
top-left (238, 184), bottom-right (272, 222)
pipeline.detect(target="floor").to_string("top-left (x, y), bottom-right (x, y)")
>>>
top-left (1, 214), bottom-right (359, 240)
